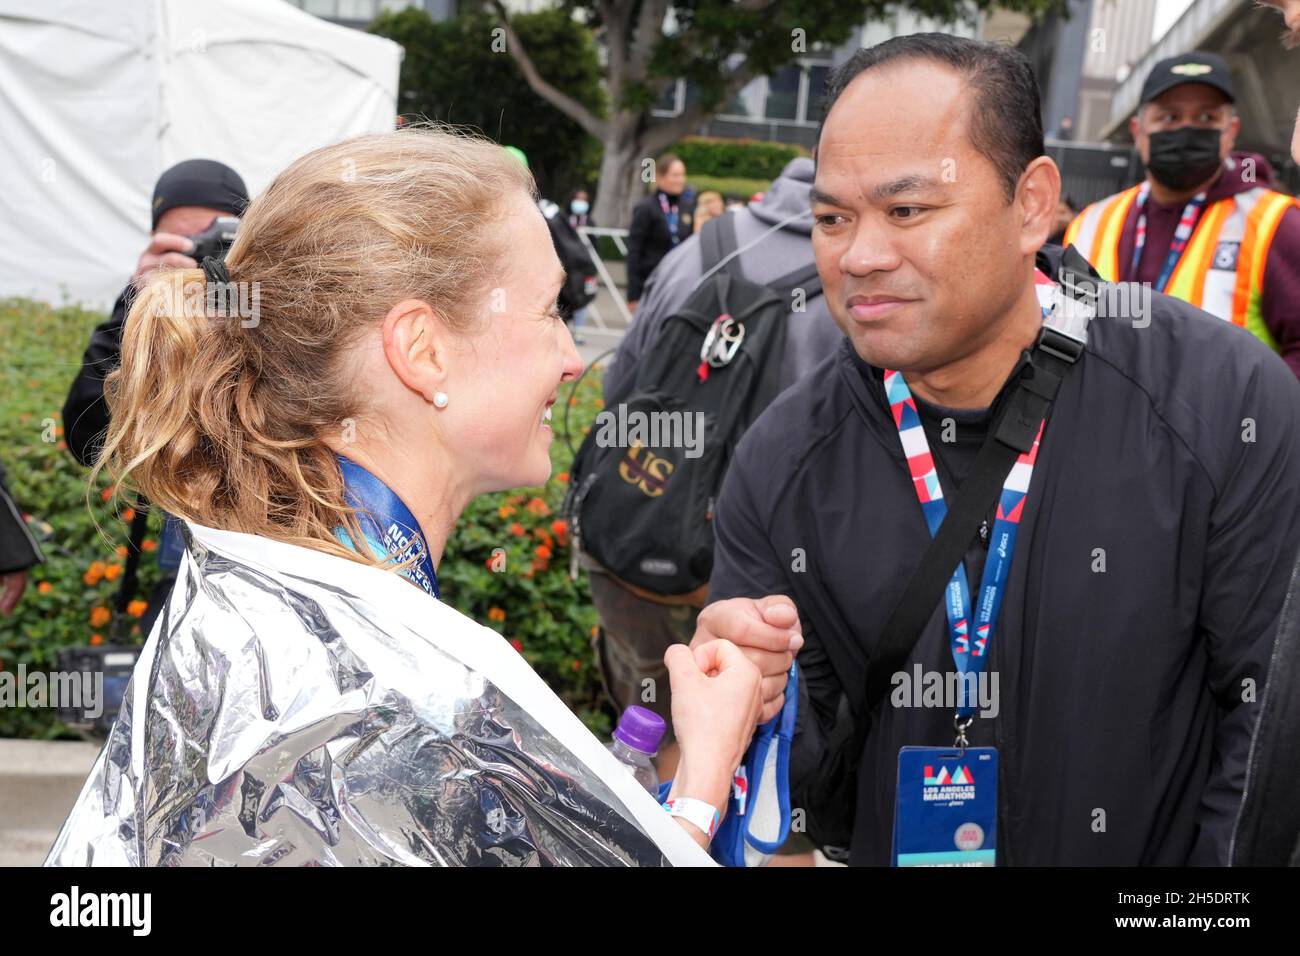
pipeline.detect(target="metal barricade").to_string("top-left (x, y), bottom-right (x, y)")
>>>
top-left (576, 226), bottom-right (633, 336)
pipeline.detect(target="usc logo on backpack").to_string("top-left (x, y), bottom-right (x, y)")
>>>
top-left (619, 443), bottom-right (674, 498)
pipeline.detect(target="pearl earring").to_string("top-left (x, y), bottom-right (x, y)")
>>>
top-left (433, 391), bottom-right (449, 408)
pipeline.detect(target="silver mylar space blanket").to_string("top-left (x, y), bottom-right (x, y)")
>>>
top-left (44, 522), bottom-right (714, 867)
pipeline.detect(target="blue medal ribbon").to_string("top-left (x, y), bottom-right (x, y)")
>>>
top-left (335, 455), bottom-right (439, 599)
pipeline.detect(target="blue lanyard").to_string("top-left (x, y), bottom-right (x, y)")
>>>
top-left (658, 193), bottom-right (681, 245)
top-left (883, 305), bottom-right (1052, 722)
top-left (336, 455), bottom-right (439, 598)
top-left (1129, 183), bottom-right (1208, 292)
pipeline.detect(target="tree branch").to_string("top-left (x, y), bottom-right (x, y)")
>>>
top-left (487, 0), bottom-right (607, 139)
top-left (625, 0), bottom-right (671, 84)
top-left (602, 0), bottom-right (631, 110)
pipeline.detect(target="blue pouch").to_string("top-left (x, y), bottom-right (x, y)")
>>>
top-left (657, 663), bottom-right (799, 867)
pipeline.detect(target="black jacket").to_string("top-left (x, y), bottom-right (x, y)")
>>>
top-left (63, 283), bottom-right (133, 467)
top-left (709, 247), bottom-right (1300, 865)
top-left (0, 457), bottom-right (43, 574)
top-left (625, 191), bottom-right (694, 302)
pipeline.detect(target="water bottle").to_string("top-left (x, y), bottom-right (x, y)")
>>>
top-left (608, 706), bottom-right (666, 794)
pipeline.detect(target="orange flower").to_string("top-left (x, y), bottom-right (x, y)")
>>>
top-left (509, 522), bottom-right (525, 537)
top-left (89, 606), bottom-right (111, 628)
top-left (535, 545), bottom-right (552, 561)
top-left (104, 564), bottom-right (122, 582)
top-left (498, 505), bottom-right (516, 519)
top-left (571, 659), bottom-right (582, 672)
top-left (141, 539), bottom-right (157, 552)
top-left (82, 569), bottom-right (100, 586)
top-left (487, 607), bottom-right (506, 622)
top-left (37, 581), bottom-right (52, 594)
top-left (550, 518), bottom-right (568, 537)
top-left (531, 556), bottom-right (549, 573)
top-left (526, 497), bottom-right (550, 517)
top-left (535, 530), bottom-right (554, 549)
top-left (90, 634), bottom-right (104, 646)
top-left (100, 487), bottom-right (113, 502)
top-left (590, 625), bottom-right (598, 638)
top-left (127, 599), bottom-right (148, 618)
top-left (115, 545), bottom-right (128, 558)
top-left (122, 508), bottom-right (136, 522)
top-left (555, 472), bottom-right (569, 484)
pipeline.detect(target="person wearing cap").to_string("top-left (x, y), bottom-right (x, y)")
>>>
top-left (63, 159), bottom-right (250, 467)
top-left (1064, 52), bottom-right (1300, 378)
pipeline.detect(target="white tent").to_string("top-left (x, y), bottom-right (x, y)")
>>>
top-left (0, 0), bottom-right (402, 308)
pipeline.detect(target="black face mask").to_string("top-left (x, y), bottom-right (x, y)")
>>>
top-left (1146, 126), bottom-right (1224, 192)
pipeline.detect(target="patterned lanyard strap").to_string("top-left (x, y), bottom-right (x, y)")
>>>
top-left (1129, 181), bottom-right (1208, 292)
top-left (882, 281), bottom-right (1058, 735)
top-left (659, 193), bottom-right (681, 245)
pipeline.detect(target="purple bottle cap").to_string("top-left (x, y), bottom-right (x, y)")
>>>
top-left (613, 706), bottom-right (666, 755)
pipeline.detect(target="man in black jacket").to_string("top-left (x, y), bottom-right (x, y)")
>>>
top-left (691, 35), bottom-right (1300, 865)
top-left (0, 458), bottom-right (43, 615)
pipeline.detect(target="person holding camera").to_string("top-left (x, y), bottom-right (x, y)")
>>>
top-left (63, 159), bottom-right (249, 469)
top-left (62, 160), bottom-right (247, 632)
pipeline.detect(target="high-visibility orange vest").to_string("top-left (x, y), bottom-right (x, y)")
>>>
top-left (1064, 184), bottom-right (1297, 352)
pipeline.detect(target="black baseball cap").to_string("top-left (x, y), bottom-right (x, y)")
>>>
top-left (1139, 51), bottom-right (1236, 106)
top-left (151, 159), bottom-right (249, 230)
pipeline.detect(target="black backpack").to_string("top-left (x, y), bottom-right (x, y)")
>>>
top-left (540, 200), bottom-right (598, 318)
top-left (564, 213), bottom-right (821, 597)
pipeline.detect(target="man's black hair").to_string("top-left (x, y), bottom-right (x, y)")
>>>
top-left (817, 33), bottom-right (1044, 203)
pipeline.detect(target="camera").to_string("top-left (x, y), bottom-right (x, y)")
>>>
top-left (189, 215), bottom-right (240, 262)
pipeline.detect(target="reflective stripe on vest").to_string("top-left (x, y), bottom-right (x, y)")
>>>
top-left (1065, 185), bottom-right (1142, 282)
top-left (1065, 185), bottom-right (1296, 352)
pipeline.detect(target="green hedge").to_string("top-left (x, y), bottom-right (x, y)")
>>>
top-left (669, 136), bottom-right (809, 181)
top-left (0, 298), bottom-right (613, 738)
top-left (688, 174), bottom-right (773, 203)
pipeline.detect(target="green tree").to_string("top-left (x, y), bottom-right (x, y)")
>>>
top-left (371, 7), bottom-right (607, 203)
top-left (487, 0), bottom-right (1064, 226)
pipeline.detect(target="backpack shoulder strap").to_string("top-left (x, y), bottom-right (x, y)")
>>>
top-left (700, 213), bottom-right (742, 277)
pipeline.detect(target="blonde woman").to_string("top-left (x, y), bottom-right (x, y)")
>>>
top-left (46, 128), bottom-right (787, 867)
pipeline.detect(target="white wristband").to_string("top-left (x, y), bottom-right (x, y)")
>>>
top-left (663, 797), bottom-right (721, 842)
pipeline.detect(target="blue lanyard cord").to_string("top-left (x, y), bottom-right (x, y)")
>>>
top-left (1129, 183), bottom-right (1208, 292)
top-left (335, 455), bottom-right (439, 598)
top-left (659, 193), bottom-right (681, 245)
top-left (883, 309), bottom-right (1052, 721)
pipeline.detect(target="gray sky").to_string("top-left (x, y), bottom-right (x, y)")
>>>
top-left (1152, 0), bottom-right (1197, 40)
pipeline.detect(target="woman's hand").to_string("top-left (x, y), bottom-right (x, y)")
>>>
top-left (663, 639), bottom-right (763, 843)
